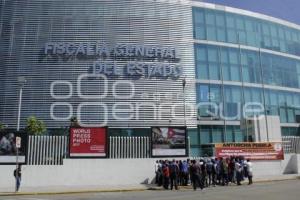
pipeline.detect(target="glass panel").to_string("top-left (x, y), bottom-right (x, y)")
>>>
top-left (236, 18), bottom-right (244, 30)
top-left (190, 148), bottom-right (201, 157)
top-left (226, 14), bottom-right (235, 28)
top-left (212, 126), bottom-right (223, 143)
top-left (222, 64), bottom-right (230, 81)
top-left (196, 46), bottom-right (207, 61)
top-left (194, 10), bottom-right (205, 24)
top-left (229, 50), bottom-right (239, 64)
top-left (287, 108), bottom-right (295, 123)
top-left (280, 107), bottom-right (287, 123)
top-left (230, 65), bottom-right (240, 81)
top-left (209, 63), bottom-right (220, 80)
top-left (227, 29), bottom-right (237, 43)
top-left (234, 127), bottom-right (244, 142)
top-left (225, 126), bottom-right (234, 142)
top-left (200, 126), bottom-right (211, 144)
top-left (197, 62), bottom-right (208, 79)
top-left (207, 26), bottom-right (217, 40)
top-left (195, 27), bottom-right (206, 39)
top-left (216, 14), bottom-right (225, 27)
top-left (189, 128), bottom-right (199, 145)
top-left (199, 84), bottom-right (209, 102)
top-left (206, 11), bottom-right (215, 25)
top-left (207, 47), bottom-right (218, 62)
top-left (217, 28), bottom-right (226, 42)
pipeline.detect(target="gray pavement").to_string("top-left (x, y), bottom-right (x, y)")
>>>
top-left (1, 179), bottom-right (300, 200)
top-left (0, 174), bottom-right (298, 195)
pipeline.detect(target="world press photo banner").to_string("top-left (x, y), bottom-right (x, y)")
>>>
top-left (0, 131), bottom-right (28, 164)
top-left (69, 127), bottom-right (107, 158)
top-left (215, 142), bottom-right (284, 160)
top-left (151, 127), bottom-right (187, 157)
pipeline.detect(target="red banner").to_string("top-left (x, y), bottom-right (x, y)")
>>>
top-left (70, 127), bottom-right (107, 157)
top-left (215, 142), bottom-right (284, 160)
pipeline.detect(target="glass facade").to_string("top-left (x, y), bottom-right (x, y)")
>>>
top-left (281, 127), bottom-right (300, 136)
top-left (189, 125), bottom-right (245, 156)
top-left (195, 44), bottom-right (300, 89)
top-left (193, 7), bottom-right (300, 57)
top-left (193, 7), bottom-right (300, 156)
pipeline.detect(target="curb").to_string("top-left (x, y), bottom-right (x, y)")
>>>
top-left (148, 176), bottom-right (300, 190)
top-left (0, 188), bottom-right (147, 197)
top-left (0, 176), bottom-right (299, 196)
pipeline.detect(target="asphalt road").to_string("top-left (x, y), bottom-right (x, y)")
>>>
top-left (2, 180), bottom-right (300, 200)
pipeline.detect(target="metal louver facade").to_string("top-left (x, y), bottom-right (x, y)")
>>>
top-left (0, 0), bottom-right (196, 129)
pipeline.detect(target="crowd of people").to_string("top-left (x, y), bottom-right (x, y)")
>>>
top-left (154, 157), bottom-right (253, 190)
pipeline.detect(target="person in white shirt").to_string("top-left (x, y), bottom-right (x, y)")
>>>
top-left (246, 159), bottom-right (253, 185)
top-left (234, 158), bottom-right (242, 185)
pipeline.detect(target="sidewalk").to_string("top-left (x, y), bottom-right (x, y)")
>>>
top-left (0, 174), bottom-right (299, 196)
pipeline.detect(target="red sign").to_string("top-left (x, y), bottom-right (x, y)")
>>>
top-left (70, 127), bottom-right (107, 157)
top-left (215, 142), bottom-right (284, 160)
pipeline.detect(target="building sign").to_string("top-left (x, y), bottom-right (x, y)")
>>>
top-left (44, 42), bottom-right (182, 79)
top-left (69, 127), bottom-right (107, 158)
top-left (0, 131), bottom-right (28, 164)
top-left (151, 127), bottom-right (187, 157)
top-left (215, 142), bottom-right (284, 160)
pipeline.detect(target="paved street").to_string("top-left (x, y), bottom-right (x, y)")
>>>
top-left (2, 180), bottom-right (300, 200)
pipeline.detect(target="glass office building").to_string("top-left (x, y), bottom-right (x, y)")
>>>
top-left (1, 1), bottom-right (300, 156)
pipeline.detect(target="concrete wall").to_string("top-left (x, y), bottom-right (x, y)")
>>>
top-left (253, 115), bottom-right (281, 142)
top-left (0, 155), bottom-right (299, 189)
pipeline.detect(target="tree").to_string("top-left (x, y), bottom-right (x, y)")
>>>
top-left (0, 121), bottom-right (5, 131)
top-left (70, 116), bottom-right (80, 127)
top-left (26, 116), bottom-right (47, 135)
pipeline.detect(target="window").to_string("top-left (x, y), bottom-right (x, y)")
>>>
top-left (189, 128), bottom-right (199, 145)
top-left (225, 126), bottom-right (234, 142)
top-left (196, 46), bottom-right (206, 61)
top-left (236, 18), bottom-right (245, 30)
top-left (194, 9), bottom-right (205, 24)
top-left (206, 11), bottom-right (215, 25)
top-left (227, 29), bottom-right (237, 43)
top-left (224, 86), bottom-right (242, 120)
top-left (207, 47), bottom-right (218, 62)
top-left (216, 13), bottom-right (225, 27)
top-left (207, 26), bottom-right (217, 40)
top-left (234, 127), bottom-right (244, 142)
top-left (209, 63), bottom-right (220, 80)
top-left (195, 27), bottom-right (206, 39)
top-left (197, 62), bottom-right (208, 79)
top-left (226, 14), bottom-right (235, 28)
top-left (192, 8), bottom-right (300, 57)
top-left (217, 27), bottom-right (226, 42)
top-left (200, 126), bottom-right (211, 144)
top-left (212, 126), bottom-right (223, 143)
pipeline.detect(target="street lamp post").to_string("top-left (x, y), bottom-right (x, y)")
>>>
top-left (182, 77), bottom-right (186, 127)
top-left (182, 77), bottom-right (190, 156)
top-left (15, 76), bottom-right (26, 192)
top-left (17, 76), bottom-right (26, 132)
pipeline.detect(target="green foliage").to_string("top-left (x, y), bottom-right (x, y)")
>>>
top-left (26, 116), bottom-right (46, 135)
top-left (0, 122), bottom-right (5, 131)
top-left (70, 116), bottom-right (80, 127)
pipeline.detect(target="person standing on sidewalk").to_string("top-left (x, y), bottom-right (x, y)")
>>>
top-left (246, 159), bottom-right (253, 185)
top-left (169, 159), bottom-right (179, 190)
top-left (190, 160), bottom-right (203, 190)
top-left (162, 161), bottom-right (170, 189)
top-left (14, 165), bottom-right (22, 192)
top-left (235, 158), bottom-right (242, 185)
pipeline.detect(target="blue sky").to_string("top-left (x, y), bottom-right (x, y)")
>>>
top-left (202, 0), bottom-right (300, 25)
